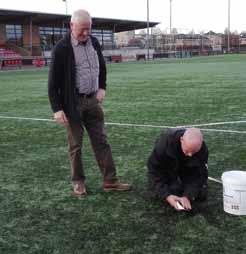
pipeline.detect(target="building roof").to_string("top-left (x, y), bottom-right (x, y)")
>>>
top-left (0, 9), bottom-right (159, 32)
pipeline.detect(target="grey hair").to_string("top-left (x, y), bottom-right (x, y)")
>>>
top-left (71, 9), bottom-right (92, 23)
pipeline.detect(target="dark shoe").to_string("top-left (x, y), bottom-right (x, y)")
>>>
top-left (103, 182), bottom-right (131, 192)
top-left (73, 181), bottom-right (87, 196)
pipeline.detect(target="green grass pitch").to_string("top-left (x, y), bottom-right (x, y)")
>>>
top-left (0, 54), bottom-right (246, 253)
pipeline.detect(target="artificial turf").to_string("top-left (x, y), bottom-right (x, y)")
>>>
top-left (0, 54), bottom-right (246, 253)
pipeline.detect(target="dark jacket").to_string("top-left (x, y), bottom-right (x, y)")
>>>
top-left (48, 33), bottom-right (106, 122)
top-left (147, 128), bottom-right (208, 200)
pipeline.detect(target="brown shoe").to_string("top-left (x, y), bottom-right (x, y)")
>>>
top-left (103, 182), bottom-right (131, 192)
top-left (73, 181), bottom-right (87, 196)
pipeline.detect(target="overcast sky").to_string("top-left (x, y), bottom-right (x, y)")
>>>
top-left (1, 0), bottom-right (246, 33)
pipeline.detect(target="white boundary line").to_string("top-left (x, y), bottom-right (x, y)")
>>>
top-left (106, 122), bottom-right (172, 129)
top-left (1, 115), bottom-right (246, 134)
top-left (0, 115), bottom-right (228, 185)
top-left (0, 115), bottom-right (55, 122)
top-left (200, 128), bottom-right (246, 134)
top-left (184, 120), bottom-right (246, 127)
top-left (107, 122), bottom-right (246, 134)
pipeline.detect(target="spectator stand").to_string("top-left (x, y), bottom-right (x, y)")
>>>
top-left (0, 48), bottom-right (22, 70)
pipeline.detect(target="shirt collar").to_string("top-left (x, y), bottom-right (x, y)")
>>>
top-left (71, 34), bottom-right (90, 46)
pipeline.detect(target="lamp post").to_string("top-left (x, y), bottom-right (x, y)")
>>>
top-left (170, 0), bottom-right (172, 35)
top-left (227, 0), bottom-right (230, 53)
top-left (170, 0), bottom-right (174, 52)
top-left (146, 0), bottom-right (150, 60)
top-left (62, 0), bottom-right (68, 37)
top-left (63, 0), bottom-right (68, 15)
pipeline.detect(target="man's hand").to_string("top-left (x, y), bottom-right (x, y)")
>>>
top-left (54, 110), bottom-right (68, 126)
top-left (166, 195), bottom-right (192, 211)
top-left (96, 89), bottom-right (106, 103)
top-left (166, 195), bottom-right (180, 210)
top-left (178, 196), bottom-right (192, 211)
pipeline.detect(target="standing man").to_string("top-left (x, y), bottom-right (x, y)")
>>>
top-left (48, 9), bottom-right (130, 196)
top-left (147, 128), bottom-right (208, 211)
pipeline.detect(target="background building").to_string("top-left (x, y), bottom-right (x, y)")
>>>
top-left (0, 9), bottom-right (158, 58)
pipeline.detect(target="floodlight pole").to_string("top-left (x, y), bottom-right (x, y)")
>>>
top-left (227, 0), bottom-right (230, 53)
top-left (62, 0), bottom-right (68, 38)
top-left (170, 0), bottom-right (172, 35)
top-left (239, 34), bottom-right (241, 53)
top-left (170, 0), bottom-right (174, 51)
top-left (146, 0), bottom-right (150, 61)
top-left (63, 0), bottom-right (68, 15)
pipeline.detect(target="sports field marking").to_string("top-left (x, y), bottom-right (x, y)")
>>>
top-left (184, 120), bottom-right (246, 127)
top-left (0, 115), bottom-right (228, 185)
top-left (106, 122), bottom-right (172, 129)
top-left (0, 115), bottom-right (55, 122)
top-left (107, 123), bottom-right (246, 134)
top-left (199, 128), bottom-right (246, 134)
top-left (0, 115), bottom-right (246, 134)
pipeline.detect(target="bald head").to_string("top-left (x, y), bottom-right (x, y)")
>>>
top-left (180, 128), bottom-right (203, 157)
top-left (70, 9), bottom-right (92, 42)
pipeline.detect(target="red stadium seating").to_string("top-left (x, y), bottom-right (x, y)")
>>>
top-left (111, 55), bottom-right (122, 63)
top-left (0, 48), bottom-right (22, 69)
top-left (32, 58), bottom-right (45, 67)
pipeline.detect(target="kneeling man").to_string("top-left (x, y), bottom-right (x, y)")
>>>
top-left (147, 128), bottom-right (208, 211)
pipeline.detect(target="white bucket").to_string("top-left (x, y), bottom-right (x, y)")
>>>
top-left (222, 170), bottom-right (246, 215)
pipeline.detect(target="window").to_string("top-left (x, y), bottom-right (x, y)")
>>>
top-left (39, 27), bottom-right (68, 50)
top-left (39, 26), bottom-right (114, 51)
top-left (92, 29), bottom-right (114, 49)
top-left (6, 25), bottom-right (23, 47)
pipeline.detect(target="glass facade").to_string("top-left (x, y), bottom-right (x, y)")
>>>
top-left (4, 24), bottom-right (114, 52)
top-left (40, 27), bottom-right (68, 50)
top-left (39, 27), bottom-right (114, 51)
top-left (5, 25), bottom-right (23, 47)
top-left (92, 29), bottom-right (114, 49)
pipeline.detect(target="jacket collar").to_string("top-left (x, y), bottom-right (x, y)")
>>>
top-left (166, 128), bottom-right (186, 158)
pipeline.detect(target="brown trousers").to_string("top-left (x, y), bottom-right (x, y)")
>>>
top-left (66, 95), bottom-right (118, 183)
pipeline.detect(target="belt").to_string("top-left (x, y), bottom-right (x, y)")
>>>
top-left (78, 92), bottom-right (96, 98)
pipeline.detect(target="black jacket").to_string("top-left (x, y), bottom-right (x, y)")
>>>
top-left (147, 128), bottom-right (208, 200)
top-left (48, 33), bottom-right (106, 121)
